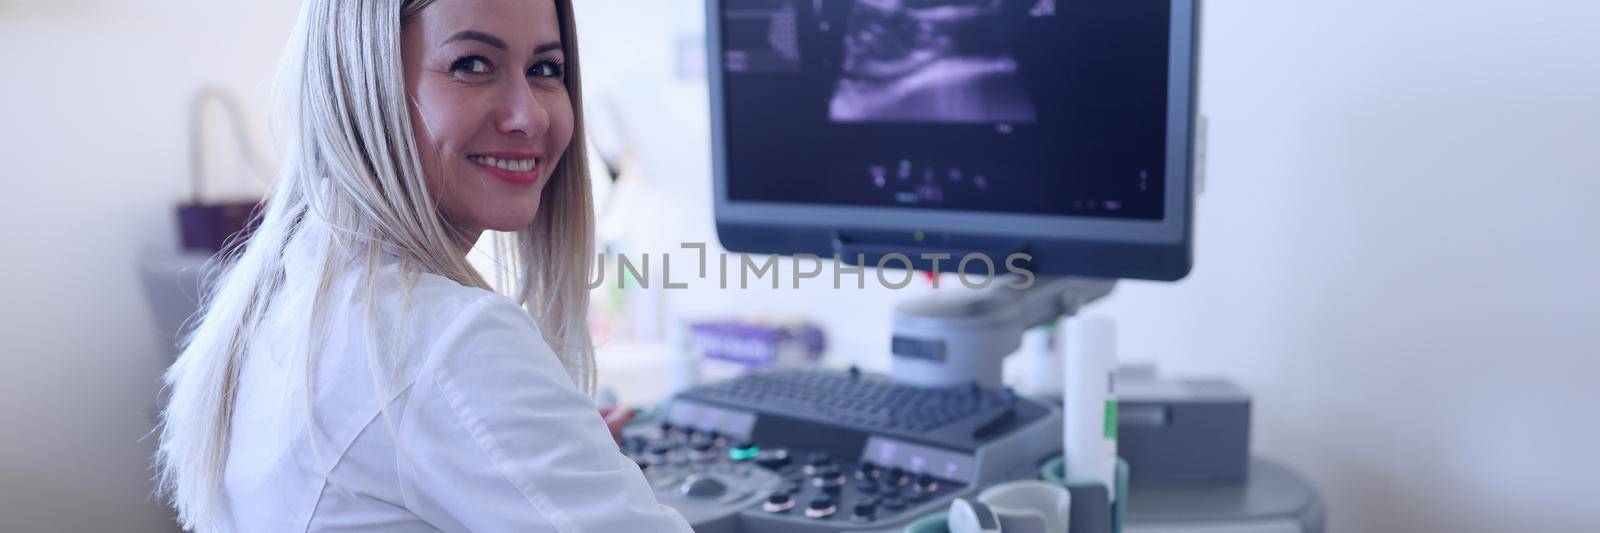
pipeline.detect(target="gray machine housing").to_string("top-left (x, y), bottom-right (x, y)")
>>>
top-left (635, 388), bottom-right (1324, 533)
top-left (1118, 373), bottom-right (1252, 484)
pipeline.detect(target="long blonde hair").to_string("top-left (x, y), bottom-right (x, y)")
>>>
top-left (155, 0), bottom-right (595, 529)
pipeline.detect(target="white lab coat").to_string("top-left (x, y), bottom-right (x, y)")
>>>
top-left (221, 250), bottom-right (692, 532)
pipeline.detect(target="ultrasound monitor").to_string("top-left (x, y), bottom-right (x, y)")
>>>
top-left (710, 0), bottom-right (1200, 281)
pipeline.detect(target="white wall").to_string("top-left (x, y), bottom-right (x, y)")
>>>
top-left (0, 1), bottom-right (294, 531)
top-left (2, 0), bottom-right (1596, 532)
top-left (1099, 2), bottom-right (1600, 532)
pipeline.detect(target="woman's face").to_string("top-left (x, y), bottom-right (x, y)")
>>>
top-left (401, 0), bottom-right (572, 246)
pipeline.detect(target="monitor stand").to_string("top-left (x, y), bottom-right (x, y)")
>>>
top-left (889, 276), bottom-right (1116, 388)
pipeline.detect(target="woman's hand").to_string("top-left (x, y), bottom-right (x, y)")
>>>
top-left (598, 405), bottom-right (637, 446)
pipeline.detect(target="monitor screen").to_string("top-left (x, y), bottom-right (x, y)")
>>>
top-left (708, 0), bottom-right (1197, 281)
top-left (720, 0), bottom-right (1173, 221)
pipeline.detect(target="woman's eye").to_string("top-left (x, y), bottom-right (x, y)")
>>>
top-left (528, 60), bottom-right (564, 79)
top-left (450, 56), bottom-right (493, 78)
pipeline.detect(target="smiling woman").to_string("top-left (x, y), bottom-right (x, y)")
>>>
top-left (153, 0), bottom-right (693, 531)
top-left (403, 5), bottom-right (576, 244)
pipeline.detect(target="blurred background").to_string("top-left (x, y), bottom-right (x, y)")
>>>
top-left (1, 0), bottom-right (1597, 531)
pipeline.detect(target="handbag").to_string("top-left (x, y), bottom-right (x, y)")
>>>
top-left (176, 87), bottom-right (269, 253)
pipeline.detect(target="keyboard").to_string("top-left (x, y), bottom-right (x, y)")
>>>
top-left (682, 367), bottom-right (1018, 443)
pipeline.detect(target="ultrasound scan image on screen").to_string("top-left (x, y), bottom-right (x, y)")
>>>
top-left (719, 0), bottom-right (1173, 220)
top-left (829, 0), bottom-right (1036, 124)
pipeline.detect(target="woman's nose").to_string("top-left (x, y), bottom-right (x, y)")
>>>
top-left (496, 83), bottom-right (551, 139)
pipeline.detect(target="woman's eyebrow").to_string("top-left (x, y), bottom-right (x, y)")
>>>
top-left (444, 30), bottom-right (506, 51)
top-left (442, 31), bottom-right (561, 56)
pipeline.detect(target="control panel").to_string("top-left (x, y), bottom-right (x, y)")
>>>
top-left (621, 368), bottom-right (1063, 532)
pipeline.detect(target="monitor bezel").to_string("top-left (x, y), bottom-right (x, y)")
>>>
top-left (708, 0), bottom-right (1200, 281)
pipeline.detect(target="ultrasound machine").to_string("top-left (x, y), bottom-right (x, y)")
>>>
top-left (621, 1), bottom-right (1324, 531)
